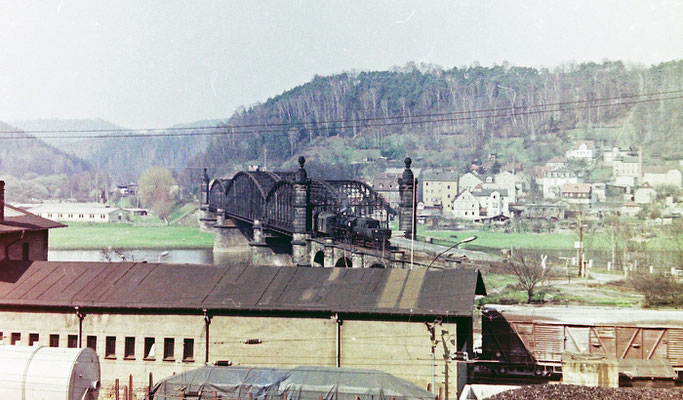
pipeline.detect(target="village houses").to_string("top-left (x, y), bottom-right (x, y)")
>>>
top-left (565, 140), bottom-right (595, 160)
top-left (541, 166), bottom-right (578, 200)
top-left (421, 169), bottom-right (459, 211)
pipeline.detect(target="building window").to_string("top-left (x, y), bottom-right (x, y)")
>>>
top-left (11, 332), bottom-right (21, 345)
top-left (29, 333), bottom-right (39, 346)
top-left (79, 214), bottom-right (84, 218)
top-left (68, 214), bottom-right (73, 218)
top-left (87, 335), bottom-right (97, 351)
top-left (49, 334), bottom-right (59, 347)
top-left (124, 337), bottom-right (135, 359)
top-left (90, 214), bottom-right (95, 218)
top-left (100, 214), bottom-right (105, 219)
top-left (183, 338), bottom-right (194, 362)
top-left (163, 338), bottom-right (175, 361)
top-left (68, 334), bottom-right (78, 348)
top-left (105, 336), bottom-right (116, 358)
top-left (144, 337), bottom-right (156, 360)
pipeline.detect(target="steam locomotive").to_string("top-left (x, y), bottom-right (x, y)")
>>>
top-left (314, 212), bottom-right (391, 249)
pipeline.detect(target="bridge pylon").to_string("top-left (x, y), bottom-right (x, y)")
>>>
top-left (291, 156), bottom-right (311, 267)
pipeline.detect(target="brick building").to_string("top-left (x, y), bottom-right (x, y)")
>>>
top-left (0, 181), bottom-right (65, 262)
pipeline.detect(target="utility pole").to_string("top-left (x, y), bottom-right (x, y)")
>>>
top-left (578, 224), bottom-right (584, 278)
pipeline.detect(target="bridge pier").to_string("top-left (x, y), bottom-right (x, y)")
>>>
top-left (213, 212), bottom-right (251, 265)
top-left (198, 206), bottom-right (217, 233)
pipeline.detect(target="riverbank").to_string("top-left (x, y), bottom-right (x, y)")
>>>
top-left (48, 222), bottom-right (214, 250)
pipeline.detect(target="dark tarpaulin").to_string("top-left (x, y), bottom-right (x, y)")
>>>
top-left (151, 366), bottom-right (437, 400)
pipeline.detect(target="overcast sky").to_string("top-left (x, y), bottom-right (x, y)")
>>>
top-left (0, 0), bottom-right (681, 129)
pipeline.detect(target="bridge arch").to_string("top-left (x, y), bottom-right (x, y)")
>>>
top-left (313, 250), bottom-right (325, 267)
top-left (265, 181), bottom-right (294, 232)
top-left (335, 257), bottom-right (352, 268)
top-left (208, 179), bottom-right (229, 212)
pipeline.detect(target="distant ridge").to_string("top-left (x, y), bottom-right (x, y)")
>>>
top-left (0, 121), bottom-right (90, 178)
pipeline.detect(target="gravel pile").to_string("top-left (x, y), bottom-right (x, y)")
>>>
top-left (488, 384), bottom-right (683, 400)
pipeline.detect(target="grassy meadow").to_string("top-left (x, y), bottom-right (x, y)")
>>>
top-left (49, 222), bottom-right (214, 250)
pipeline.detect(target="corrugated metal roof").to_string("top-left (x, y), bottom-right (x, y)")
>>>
top-left (0, 204), bottom-right (66, 234)
top-left (0, 261), bottom-right (485, 317)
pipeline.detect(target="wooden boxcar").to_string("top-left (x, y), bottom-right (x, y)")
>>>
top-left (472, 305), bottom-right (683, 385)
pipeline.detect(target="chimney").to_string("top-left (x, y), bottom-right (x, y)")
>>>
top-left (0, 180), bottom-right (4, 223)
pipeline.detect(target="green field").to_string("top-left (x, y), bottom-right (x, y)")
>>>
top-left (49, 222), bottom-right (214, 250)
top-left (417, 225), bottom-right (678, 252)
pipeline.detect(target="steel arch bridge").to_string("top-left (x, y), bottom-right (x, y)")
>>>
top-left (208, 170), bottom-right (391, 235)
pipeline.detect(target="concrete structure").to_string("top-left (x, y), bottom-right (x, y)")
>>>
top-left (0, 181), bottom-right (65, 262)
top-left (565, 140), bottom-right (595, 160)
top-left (28, 203), bottom-right (128, 223)
top-left (541, 166), bottom-right (578, 200)
top-left (642, 166), bottom-right (682, 188)
top-left (561, 183), bottom-right (592, 205)
top-left (0, 260), bottom-right (486, 399)
top-left (562, 353), bottom-right (618, 388)
top-left (634, 183), bottom-right (657, 204)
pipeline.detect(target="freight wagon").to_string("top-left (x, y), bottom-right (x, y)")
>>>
top-left (470, 305), bottom-right (683, 386)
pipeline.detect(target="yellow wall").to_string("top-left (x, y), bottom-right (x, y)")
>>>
top-left (0, 310), bottom-right (460, 399)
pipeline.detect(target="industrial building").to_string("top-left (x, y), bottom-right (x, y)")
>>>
top-left (0, 260), bottom-right (485, 398)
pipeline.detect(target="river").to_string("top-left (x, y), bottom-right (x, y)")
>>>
top-left (48, 248), bottom-right (214, 264)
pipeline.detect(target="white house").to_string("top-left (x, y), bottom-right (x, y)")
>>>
top-left (603, 147), bottom-right (631, 165)
top-left (541, 166), bottom-right (578, 200)
top-left (482, 170), bottom-right (529, 203)
top-left (27, 203), bottom-right (128, 223)
top-left (451, 190), bottom-right (480, 220)
top-left (613, 155), bottom-right (640, 180)
top-left (473, 188), bottom-right (510, 217)
top-left (566, 140), bottom-right (595, 160)
top-left (458, 172), bottom-right (483, 192)
top-left (642, 167), bottom-right (682, 188)
top-left (634, 183), bottom-right (657, 204)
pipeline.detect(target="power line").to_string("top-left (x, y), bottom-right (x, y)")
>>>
top-left (0, 91), bottom-right (680, 141)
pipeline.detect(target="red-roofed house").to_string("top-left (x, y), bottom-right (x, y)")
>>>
top-left (0, 181), bottom-right (65, 261)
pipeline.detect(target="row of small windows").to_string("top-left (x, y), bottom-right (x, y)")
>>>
top-left (43, 213), bottom-right (106, 219)
top-left (1, 332), bottom-right (193, 362)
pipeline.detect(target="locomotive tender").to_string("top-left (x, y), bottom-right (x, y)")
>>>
top-left (314, 211), bottom-right (391, 249)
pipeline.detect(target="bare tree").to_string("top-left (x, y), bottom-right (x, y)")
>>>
top-left (504, 249), bottom-right (556, 303)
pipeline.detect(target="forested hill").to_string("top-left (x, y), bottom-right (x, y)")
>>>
top-left (198, 61), bottom-right (682, 177)
top-left (0, 122), bottom-right (90, 178)
top-left (63, 119), bottom-right (222, 182)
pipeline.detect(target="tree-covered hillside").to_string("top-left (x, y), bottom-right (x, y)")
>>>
top-left (197, 61), bottom-right (682, 177)
top-left (0, 122), bottom-right (90, 178)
